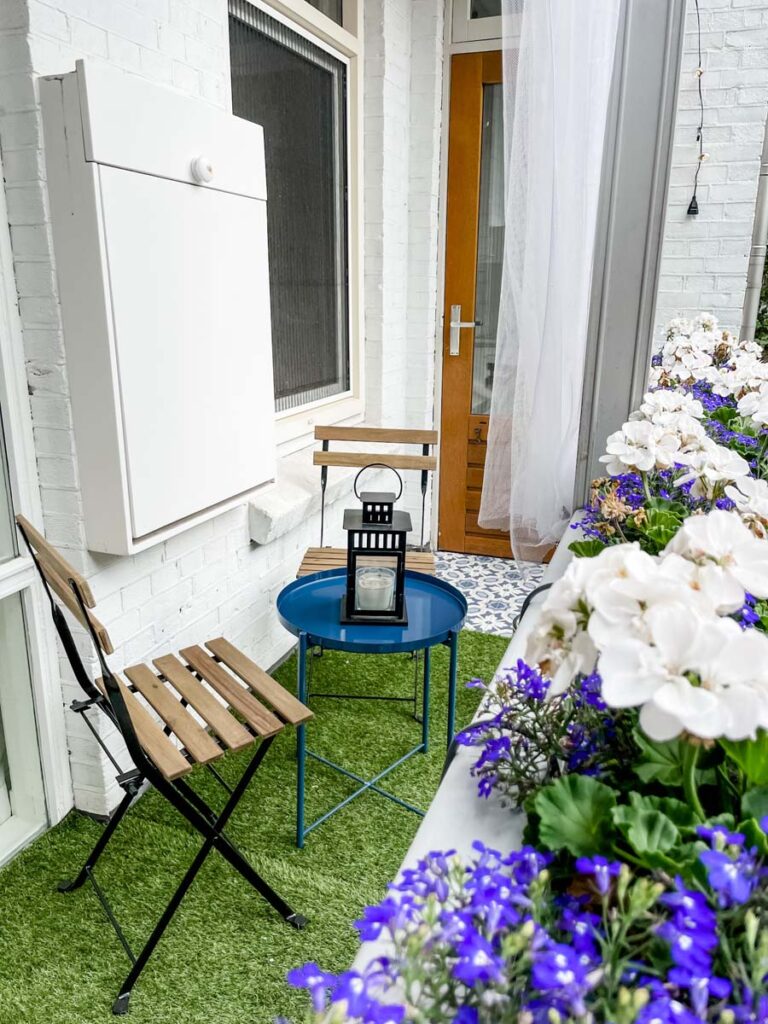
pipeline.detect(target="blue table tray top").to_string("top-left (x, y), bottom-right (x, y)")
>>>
top-left (277, 568), bottom-right (467, 846)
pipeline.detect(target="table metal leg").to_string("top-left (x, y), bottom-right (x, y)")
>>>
top-left (297, 631), bottom-right (308, 849)
top-left (422, 647), bottom-right (431, 753)
top-left (447, 630), bottom-right (458, 750)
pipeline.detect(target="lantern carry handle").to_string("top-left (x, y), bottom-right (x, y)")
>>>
top-left (353, 463), bottom-right (404, 503)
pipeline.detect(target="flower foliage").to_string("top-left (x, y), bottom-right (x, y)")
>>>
top-left (288, 317), bottom-right (768, 1024)
top-left (288, 837), bottom-right (768, 1023)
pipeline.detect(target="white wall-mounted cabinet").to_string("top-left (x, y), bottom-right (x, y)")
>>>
top-left (40, 60), bottom-right (275, 555)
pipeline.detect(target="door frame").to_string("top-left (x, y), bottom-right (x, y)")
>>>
top-left (0, 155), bottom-right (72, 863)
top-left (432, 4), bottom-right (510, 554)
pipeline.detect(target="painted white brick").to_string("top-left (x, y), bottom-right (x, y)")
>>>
top-left (0, 0), bottom-right (443, 817)
top-left (656, 0), bottom-right (768, 339)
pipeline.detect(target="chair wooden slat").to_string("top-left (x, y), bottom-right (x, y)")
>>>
top-left (313, 451), bottom-right (437, 472)
top-left (124, 663), bottom-right (223, 764)
top-left (314, 426), bottom-right (438, 445)
top-left (180, 646), bottom-right (284, 738)
top-left (205, 638), bottom-right (313, 727)
top-left (153, 654), bottom-right (253, 751)
top-left (297, 547), bottom-right (435, 578)
top-left (39, 560), bottom-right (114, 654)
top-left (16, 514), bottom-right (96, 606)
top-left (96, 674), bottom-right (191, 780)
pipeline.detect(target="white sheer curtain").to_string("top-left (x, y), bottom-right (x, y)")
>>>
top-left (478, 0), bottom-right (621, 560)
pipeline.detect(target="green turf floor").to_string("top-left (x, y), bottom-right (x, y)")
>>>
top-left (0, 630), bottom-right (507, 1024)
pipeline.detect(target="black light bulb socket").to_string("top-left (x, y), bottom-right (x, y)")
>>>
top-left (687, 194), bottom-right (699, 216)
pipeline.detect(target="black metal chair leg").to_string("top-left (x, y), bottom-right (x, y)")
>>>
top-left (112, 837), bottom-right (213, 1015)
top-left (58, 789), bottom-right (135, 894)
top-left (213, 832), bottom-right (306, 928)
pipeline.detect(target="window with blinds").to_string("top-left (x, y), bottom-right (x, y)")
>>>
top-left (229, 2), bottom-right (350, 413)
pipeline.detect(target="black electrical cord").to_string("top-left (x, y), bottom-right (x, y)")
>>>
top-left (688, 0), bottom-right (705, 216)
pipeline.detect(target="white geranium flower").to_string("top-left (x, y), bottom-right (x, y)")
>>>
top-left (737, 387), bottom-right (768, 427)
top-left (664, 508), bottom-right (768, 599)
top-left (599, 606), bottom-right (768, 742)
top-left (599, 420), bottom-right (681, 476)
top-left (692, 312), bottom-right (718, 334)
top-left (635, 390), bottom-right (704, 421)
top-left (675, 440), bottom-right (750, 499)
top-left (666, 317), bottom-right (693, 340)
top-left (725, 477), bottom-right (768, 537)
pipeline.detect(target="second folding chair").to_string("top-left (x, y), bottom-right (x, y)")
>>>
top-left (16, 514), bottom-right (313, 1015)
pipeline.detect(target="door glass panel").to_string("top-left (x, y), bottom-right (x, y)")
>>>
top-left (0, 594), bottom-right (35, 827)
top-left (472, 83), bottom-right (504, 415)
top-left (0, 409), bottom-right (16, 564)
top-left (471, 0), bottom-right (501, 17)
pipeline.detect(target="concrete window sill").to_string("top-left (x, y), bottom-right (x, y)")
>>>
top-left (248, 446), bottom-right (358, 546)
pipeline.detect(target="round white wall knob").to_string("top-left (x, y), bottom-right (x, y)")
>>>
top-left (190, 155), bottom-right (214, 183)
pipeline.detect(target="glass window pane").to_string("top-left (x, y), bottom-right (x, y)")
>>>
top-left (229, 4), bottom-right (350, 412)
top-left (471, 0), bottom-right (501, 18)
top-left (0, 593), bottom-right (36, 827)
top-left (0, 407), bottom-right (16, 565)
top-left (304, 0), bottom-right (342, 25)
top-left (472, 84), bottom-right (504, 415)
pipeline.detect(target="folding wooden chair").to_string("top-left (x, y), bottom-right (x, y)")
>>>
top-left (16, 515), bottom-right (312, 1015)
top-left (296, 426), bottom-right (439, 578)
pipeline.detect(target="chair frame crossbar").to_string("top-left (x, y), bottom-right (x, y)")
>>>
top-left (18, 524), bottom-right (306, 1016)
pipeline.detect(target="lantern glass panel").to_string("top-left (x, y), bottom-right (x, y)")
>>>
top-left (354, 555), bottom-right (398, 613)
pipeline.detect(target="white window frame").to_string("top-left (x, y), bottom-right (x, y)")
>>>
top-left (230, 0), bottom-right (364, 454)
top-left (0, 160), bottom-right (72, 865)
top-left (451, 0), bottom-right (502, 45)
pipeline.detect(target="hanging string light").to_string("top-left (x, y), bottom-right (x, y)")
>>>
top-left (687, 0), bottom-right (706, 216)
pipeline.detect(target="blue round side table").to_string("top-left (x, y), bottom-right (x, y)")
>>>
top-left (277, 568), bottom-right (467, 847)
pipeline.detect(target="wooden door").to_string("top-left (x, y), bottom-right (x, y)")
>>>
top-left (438, 51), bottom-right (510, 557)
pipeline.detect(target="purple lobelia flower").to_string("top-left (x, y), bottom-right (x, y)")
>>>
top-left (530, 943), bottom-right (592, 1017)
top-left (574, 855), bottom-right (622, 896)
top-left (452, 929), bottom-right (505, 987)
top-left (699, 846), bottom-right (761, 907)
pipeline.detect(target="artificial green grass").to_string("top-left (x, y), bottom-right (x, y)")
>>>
top-left (0, 630), bottom-right (507, 1024)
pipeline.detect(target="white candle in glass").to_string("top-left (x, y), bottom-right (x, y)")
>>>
top-left (355, 567), bottom-right (396, 611)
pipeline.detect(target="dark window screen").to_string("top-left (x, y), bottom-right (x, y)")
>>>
top-left (229, 3), bottom-right (350, 411)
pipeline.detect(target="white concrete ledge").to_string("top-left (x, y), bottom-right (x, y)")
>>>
top-left (248, 448), bottom-right (359, 546)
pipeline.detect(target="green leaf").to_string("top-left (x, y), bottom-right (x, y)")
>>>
top-left (628, 793), bottom-right (698, 831)
top-left (742, 787), bottom-right (768, 822)
top-left (720, 731), bottom-right (768, 786)
top-left (534, 775), bottom-right (617, 857)
top-left (737, 818), bottom-right (768, 856)
top-left (612, 806), bottom-right (680, 855)
top-left (568, 539), bottom-right (607, 558)
top-left (643, 842), bottom-right (702, 877)
top-left (633, 728), bottom-right (685, 786)
top-left (643, 507), bottom-right (684, 550)
top-left (707, 406), bottom-right (738, 426)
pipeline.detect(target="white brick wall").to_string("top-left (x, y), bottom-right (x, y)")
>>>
top-left (656, 0), bottom-right (768, 337)
top-left (0, 0), bottom-right (444, 815)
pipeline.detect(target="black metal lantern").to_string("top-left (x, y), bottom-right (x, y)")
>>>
top-left (341, 465), bottom-right (412, 625)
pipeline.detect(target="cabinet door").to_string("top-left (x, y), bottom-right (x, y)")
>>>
top-left (99, 165), bottom-right (275, 539)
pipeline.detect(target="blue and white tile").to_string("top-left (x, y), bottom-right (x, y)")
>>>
top-left (435, 551), bottom-right (545, 637)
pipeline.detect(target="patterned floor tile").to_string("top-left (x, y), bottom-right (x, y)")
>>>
top-left (435, 551), bottom-right (545, 637)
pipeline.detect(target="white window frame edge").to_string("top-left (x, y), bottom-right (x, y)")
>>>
top-left (233, 0), bottom-right (365, 452)
top-left (0, 157), bottom-right (73, 847)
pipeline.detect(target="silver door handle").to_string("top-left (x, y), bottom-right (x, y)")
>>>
top-left (449, 304), bottom-right (482, 356)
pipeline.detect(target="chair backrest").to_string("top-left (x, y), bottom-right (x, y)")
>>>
top-left (312, 426), bottom-right (438, 548)
top-left (16, 514), bottom-right (114, 657)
